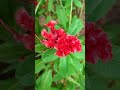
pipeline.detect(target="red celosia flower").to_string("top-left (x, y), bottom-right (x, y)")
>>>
top-left (15, 8), bottom-right (34, 32)
top-left (0, 8), bottom-right (34, 51)
top-left (86, 22), bottom-right (112, 64)
top-left (15, 8), bottom-right (34, 51)
top-left (41, 20), bottom-right (82, 57)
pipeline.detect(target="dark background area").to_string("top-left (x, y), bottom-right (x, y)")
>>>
top-left (0, 0), bottom-right (34, 90)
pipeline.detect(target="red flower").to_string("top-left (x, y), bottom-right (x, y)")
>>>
top-left (86, 22), bottom-right (112, 64)
top-left (0, 8), bottom-right (34, 51)
top-left (15, 8), bottom-right (34, 32)
top-left (41, 20), bottom-right (82, 57)
top-left (15, 8), bottom-right (34, 51)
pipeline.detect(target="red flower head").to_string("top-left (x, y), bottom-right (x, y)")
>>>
top-left (15, 8), bottom-right (34, 51)
top-left (86, 22), bottom-right (112, 64)
top-left (0, 8), bottom-right (34, 51)
top-left (41, 20), bottom-right (82, 57)
top-left (15, 8), bottom-right (34, 32)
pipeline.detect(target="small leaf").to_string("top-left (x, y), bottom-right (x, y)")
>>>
top-left (74, 0), bottom-right (82, 8)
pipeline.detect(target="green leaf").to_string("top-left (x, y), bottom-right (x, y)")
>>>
top-left (59, 55), bottom-right (75, 77)
top-left (15, 55), bottom-right (34, 86)
top-left (59, 57), bottom-right (67, 77)
top-left (67, 18), bottom-right (83, 35)
top-left (86, 0), bottom-right (117, 21)
top-left (35, 59), bottom-right (45, 74)
top-left (71, 45), bottom-right (85, 60)
top-left (79, 75), bottom-right (85, 90)
top-left (53, 73), bottom-right (64, 81)
top-left (38, 70), bottom-right (52, 90)
top-left (72, 59), bottom-right (83, 73)
top-left (65, 0), bottom-right (71, 8)
top-left (66, 55), bottom-right (75, 76)
top-left (54, 59), bottom-right (59, 73)
top-left (50, 87), bottom-right (59, 90)
top-left (0, 78), bottom-right (22, 90)
top-left (56, 6), bottom-right (68, 29)
top-left (48, 0), bottom-right (53, 12)
top-left (41, 49), bottom-right (58, 63)
top-left (35, 43), bottom-right (46, 53)
top-left (46, 16), bottom-right (52, 23)
top-left (103, 23), bottom-right (120, 46)
top-left (66, 81), bottom-right (76, 90)
top-left (0, 43), bottom-right (30, 60)
top-left (67, 77), bottom-right (80, 87)
top-left (74, 0), bottom-right (82, 8)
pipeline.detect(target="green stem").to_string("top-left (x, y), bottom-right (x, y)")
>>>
top-left (35, 0), bottom-right (42, 15)
top-left (59, 0), bottom-right (63, 8)
top-left (69, 0), bottom-right (73, 27)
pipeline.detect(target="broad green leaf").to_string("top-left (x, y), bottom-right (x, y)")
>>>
top-left (48, 0), bottom-right (53, 12)
top-left (38, 70), bottom-right (52, 90)
top-left (74, 0), bottom-right (82, 8)
top-left (66, 55), bottom-right (75, 76)
top-left (67, 18), bottom-right (83, 35)
top-left (59, 56), bottom-right (75, 77)
top-left (41, 49), bottom-right (58, 62)
top-left (56, 6), bottom-right (68, 29)
top-left (35, 59), bottom-right (45, 74)
top-left (59, 57), bottom-right (67, 77)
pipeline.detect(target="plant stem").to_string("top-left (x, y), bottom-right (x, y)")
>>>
top-left (69, 0), bottom-right (73, 27)
top-left (35, 34), bottom-right (42, 42)
top-left (0, 19), bottom-right (16, 35)
top-left (35, 0), bottom-right (42, 15)
top-left (59, 0), bottom-right (63, 8)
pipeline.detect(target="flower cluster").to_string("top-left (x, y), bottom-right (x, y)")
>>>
top-left (86, 22), bottom-right (112, 64)
top-left (0, 8), bottom-right (34, 51)
top-left (15, 8), bottom-right (34, 51)
top-left (41, 20), bottom-right (82, 57)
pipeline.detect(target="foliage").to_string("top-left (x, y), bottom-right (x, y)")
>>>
top-left (35, 0), bottom-right (85, 90)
